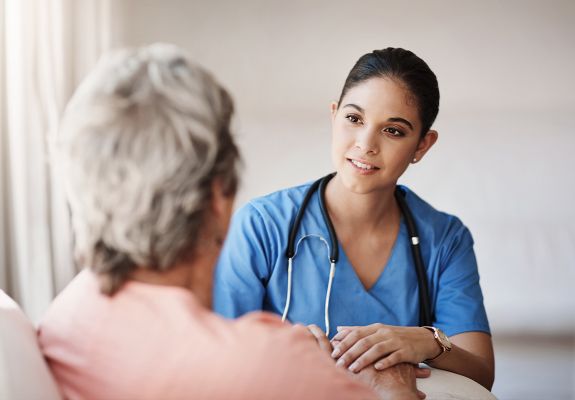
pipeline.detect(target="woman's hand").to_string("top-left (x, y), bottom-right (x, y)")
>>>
top-left (330, 324), bottom-right (440, 372)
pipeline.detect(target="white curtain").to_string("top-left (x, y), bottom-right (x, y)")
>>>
top-left (0, 0), bottom-right (112, 322)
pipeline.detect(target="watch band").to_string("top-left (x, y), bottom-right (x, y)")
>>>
top-left (422, 326), bottom-right (451, 362)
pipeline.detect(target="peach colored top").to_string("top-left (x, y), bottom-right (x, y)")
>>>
top-left (39, 270), bottom-right (376, 400)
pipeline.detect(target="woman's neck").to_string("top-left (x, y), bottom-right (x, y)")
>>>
top-left (324, 175), bottom-right (399, 234)
top-left (129, 251), bottom-right (216, 309)
top-left (130, 263), bottom-right (192, 290)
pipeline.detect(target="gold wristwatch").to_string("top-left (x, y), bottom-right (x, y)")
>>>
top-left (422, 326), bottom-right (452, 361)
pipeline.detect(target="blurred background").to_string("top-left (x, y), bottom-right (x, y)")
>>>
top-left (1, 0), bottom-right (574, 398)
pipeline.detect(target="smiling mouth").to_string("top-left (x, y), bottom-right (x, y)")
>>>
top-left (348, 158), bottom-right (380, 171)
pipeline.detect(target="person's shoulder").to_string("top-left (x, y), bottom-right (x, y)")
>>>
top-left (235, 180), bottom-right (316, 223)
top-left (42, 269), bottom-right (99, 316)
top-left (251, 180), bottom-right (314, 209)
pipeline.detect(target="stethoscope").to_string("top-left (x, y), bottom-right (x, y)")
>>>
top-left (281, 172), bottom-right (432, 336)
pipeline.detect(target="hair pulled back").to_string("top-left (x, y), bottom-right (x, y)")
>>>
top-left (338, 48), bottom-right (440, 136)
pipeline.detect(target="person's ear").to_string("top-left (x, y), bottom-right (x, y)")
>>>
top-left (330, 101), bottom-right (338, 123)
top-left (412, 130), bottom-right (438, 163)
top-left (210, 178), bottom-right (234, 231)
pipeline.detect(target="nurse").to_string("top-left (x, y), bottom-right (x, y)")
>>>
top-left (214, 48), bottom-right (494, 390)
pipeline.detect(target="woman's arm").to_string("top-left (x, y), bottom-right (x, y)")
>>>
top-left (330, 324), bottom-right (494, 390)
top-left (213, 203), bottom-right (273, 317)
top-left (428, 331), bottom-right (494, 390)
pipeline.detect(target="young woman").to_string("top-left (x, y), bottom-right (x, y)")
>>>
top-left (214, 48), bottom-right (495, 390)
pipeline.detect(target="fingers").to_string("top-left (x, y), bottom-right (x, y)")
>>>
top-left (374, 350), bottom-right (404, 370)
top-left (335, 333), bottom-right (384, 369)
top-left (332, 326), bottom-right (363, 340)
top-left (331, 327), bottom-right (372, 359)
top-left (332, 328), bottom-right (352, 342)
top-left (347, 341), bottom-right (393, 372)
top-left (292, 323), bottom-right (318, 343)
top-left (414, 367), bottom-right (431, 379)
top-left (332, 324), bottom-right (427, 375)
top-left (307, 324), bottom-right (333, 356)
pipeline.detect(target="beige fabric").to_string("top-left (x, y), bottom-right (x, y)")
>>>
top-left (418, 367), bottom-right (497, 400)
top-left (0, 290), bottom-right (61, 400)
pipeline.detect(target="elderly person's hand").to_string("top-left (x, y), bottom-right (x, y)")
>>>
top-left (305, 324), bottom-right (334, 356)
top-left (353, 363), bottom-right (429, 400)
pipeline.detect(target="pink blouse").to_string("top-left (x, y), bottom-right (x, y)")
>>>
top-left (39, 270), bottom-right (376, 399)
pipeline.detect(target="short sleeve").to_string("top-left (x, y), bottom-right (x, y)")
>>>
top-left (433, 222), bottom-right (491, 337)
top-left (213, 203), bottom-right (274, 318)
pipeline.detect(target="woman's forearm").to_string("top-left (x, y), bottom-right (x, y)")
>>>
top-left (427, 333), bottom-right (494, 390)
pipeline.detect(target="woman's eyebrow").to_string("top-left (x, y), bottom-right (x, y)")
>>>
top-left (342, 103), bottom-right (364, 113)
top-left (387, 117), bottom-right (414, 130)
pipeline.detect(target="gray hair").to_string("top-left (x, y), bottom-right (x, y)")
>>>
top-left (55, 43), bottom-right (240, 295)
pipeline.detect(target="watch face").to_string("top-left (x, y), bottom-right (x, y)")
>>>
top-left (437, 330), bottom-right (452, 349)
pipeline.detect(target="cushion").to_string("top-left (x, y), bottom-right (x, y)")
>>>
top-left (418, 367), bottom-right (496, 400)
top-left (0, 290), bottom-right (61, 400)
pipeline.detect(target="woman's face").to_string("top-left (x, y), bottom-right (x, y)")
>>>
top-left (330, 77), bottom-right (437, 194)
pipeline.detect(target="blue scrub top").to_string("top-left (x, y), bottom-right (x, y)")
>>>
top-left (214, 181), bottom-right (490, 338)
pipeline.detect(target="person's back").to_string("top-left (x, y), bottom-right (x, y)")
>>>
top-left (39, 270), bottom-right (375, 400)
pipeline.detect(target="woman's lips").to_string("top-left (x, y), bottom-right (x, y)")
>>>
top-left (347, 158), bottom-right (380, 175)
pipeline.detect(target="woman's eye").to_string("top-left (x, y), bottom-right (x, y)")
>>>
top-left (345, 114), bottom-right (361, 124)
top-left (383, 127), bottom-right (404, 137)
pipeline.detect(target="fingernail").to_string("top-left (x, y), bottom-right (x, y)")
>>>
top-left (349, 363), bottom-right (358, 372)
top-left (336, 358), bottom-right (345, 368)
top-left (336, 326), bottom-right (343, 331)
top-left (374, 363), bottom-right (384, 370)
top-left (331, 347), bottom-right (341, 358)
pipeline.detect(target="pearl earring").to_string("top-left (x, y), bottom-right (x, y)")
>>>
top-left (412, 158), bottom-right (417, 163)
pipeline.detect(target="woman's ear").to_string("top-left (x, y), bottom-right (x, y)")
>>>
top-left (330, 101), bottom-right (338, 122)
top-left (413, 130), bottom-right (438, 163)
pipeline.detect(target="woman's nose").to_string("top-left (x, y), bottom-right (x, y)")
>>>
top-left (354, 127), bottom-right (379, 155)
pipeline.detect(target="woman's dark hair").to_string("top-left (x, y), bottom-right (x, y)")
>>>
top-left (338, 48), bottom-right (440, 137)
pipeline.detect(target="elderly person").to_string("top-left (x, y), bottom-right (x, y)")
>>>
top-left (38, 43), bottom-right (427, 400)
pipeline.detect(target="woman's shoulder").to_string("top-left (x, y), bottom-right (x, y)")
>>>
top-left (234, 180), bottom-right (315, 224)
top-left (399, 185), bottom-right (472, 241)
top-left (251, 180), bottom-right (314, 208)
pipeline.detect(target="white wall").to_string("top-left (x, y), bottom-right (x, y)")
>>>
top-left (111, 0), bottom-right (575, 335)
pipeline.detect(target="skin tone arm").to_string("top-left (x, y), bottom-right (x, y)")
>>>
top-left (306, 325), bottom-right (430, 400)
top-left (431, 332), bottom-right (494, 390)
top-left (330, 324), bottom-right (495, 390)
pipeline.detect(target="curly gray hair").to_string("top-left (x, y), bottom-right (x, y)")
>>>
top-left (55, 43), bottom-right (240, 295)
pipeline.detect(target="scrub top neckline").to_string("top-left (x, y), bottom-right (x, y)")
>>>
top-left (337, 218), bottom-right (407, 293)
top-left (312, 189), bottom-right (408, 294)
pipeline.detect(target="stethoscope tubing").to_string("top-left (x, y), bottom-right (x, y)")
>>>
top-left (394, 188), bottom-right (433, 327)
top-left (283, 173), bottom-right (432, 335)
